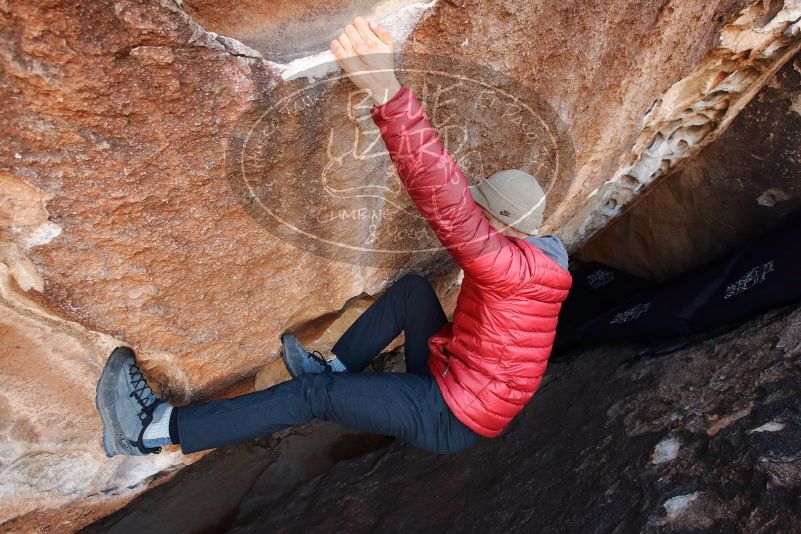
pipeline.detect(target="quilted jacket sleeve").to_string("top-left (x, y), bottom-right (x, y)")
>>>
top-left (371, 87), bottom-right (528, 289)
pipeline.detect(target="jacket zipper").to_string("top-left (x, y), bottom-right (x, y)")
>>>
top-left (441, 358), bottom-right (451, 377)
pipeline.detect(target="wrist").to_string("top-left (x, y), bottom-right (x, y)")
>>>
top-left (371, 80), bottom-right (401, 106)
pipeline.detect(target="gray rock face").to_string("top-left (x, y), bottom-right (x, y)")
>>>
top-left (182, 0), bottom-right (427, 62)
top-left (230, 305), bottom-right (801, 532)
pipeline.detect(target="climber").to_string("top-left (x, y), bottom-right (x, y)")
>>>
top-left (95, 17), bottom-right (572, 457)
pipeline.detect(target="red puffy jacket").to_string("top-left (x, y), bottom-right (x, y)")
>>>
top-left (371, 87), bottom-right (572, 437)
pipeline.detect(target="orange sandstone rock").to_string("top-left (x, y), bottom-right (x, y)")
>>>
top-left (1, 0), bottom-right (800, 530)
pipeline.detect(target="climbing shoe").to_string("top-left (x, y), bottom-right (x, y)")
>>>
top-left (280, 332), bottom-right (333, 378)
top-left (95, 346), bottom-right (163, 457)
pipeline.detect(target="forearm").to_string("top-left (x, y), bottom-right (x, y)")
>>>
top-left (370, 79), bottom-right (402, 105)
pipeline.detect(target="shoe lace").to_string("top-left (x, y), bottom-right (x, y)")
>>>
top-left (307, 350), bottom-right (332, 372)
top-left (128, 362), bottom-right (160, 423)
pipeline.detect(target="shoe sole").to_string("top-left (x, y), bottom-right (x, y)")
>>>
top-left (95, 347), bottom-right (141, 457)
top-left (280, 333), bottom-right (301, 379)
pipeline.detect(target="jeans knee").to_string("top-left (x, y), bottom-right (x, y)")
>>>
top-left (294, 373), bottom-right (333, 416)
top-left (394, 273), bottom-right (433, 297)
top-left (294, 372), bottom-right (328, 393)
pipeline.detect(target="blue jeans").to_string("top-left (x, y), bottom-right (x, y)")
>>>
top-left (176, 275), bottom-right (484, 454)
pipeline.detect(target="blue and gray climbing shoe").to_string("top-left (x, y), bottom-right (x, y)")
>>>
top-left (95, 347), bottom-right (163, 457)
top-left (281, 333), bottom-right (332, 378)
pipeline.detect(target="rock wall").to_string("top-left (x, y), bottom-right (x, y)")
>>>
top-left (1, 0), bottom-right (800, 530)
top-left (180, 0), bottom-right (429, 63)
top-left (580, 51), bottom-right (801, 281)
top-left (557, 1), bottom-right (801, 245)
